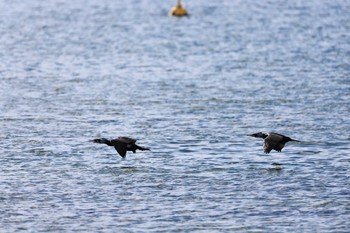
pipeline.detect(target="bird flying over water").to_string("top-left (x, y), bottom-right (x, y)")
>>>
top-left (247, 132), bottom-right (300, 154)
top-left (91, 136), bottom-right (150, 158)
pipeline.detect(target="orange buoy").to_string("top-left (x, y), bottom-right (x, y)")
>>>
top-left (169, 0), bottom-right (188, 17)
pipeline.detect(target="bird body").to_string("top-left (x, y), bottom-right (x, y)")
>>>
top-left (248, 132), bottom-right (299, 154)
top-left (92, 136), bottom-right (150, 158)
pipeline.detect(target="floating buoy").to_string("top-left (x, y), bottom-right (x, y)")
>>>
top-left (169, 0), bottom-right (188, 17)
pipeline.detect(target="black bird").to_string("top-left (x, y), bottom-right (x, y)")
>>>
top-left (248, 132), bottom-right (300, 154)
top-left (91, 136), bottom-right (150, 158)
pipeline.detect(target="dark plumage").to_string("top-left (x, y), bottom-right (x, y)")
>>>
top-left (248, 132), bottom-right (300, 154)
top-left (91, 136), bottom-right (150, 158)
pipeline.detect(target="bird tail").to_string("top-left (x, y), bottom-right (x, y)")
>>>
top-left (136, 145), bottom-right (150, 151)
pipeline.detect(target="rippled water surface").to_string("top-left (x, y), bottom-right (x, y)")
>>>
top-left (1, 0), bottom-right (350, 232)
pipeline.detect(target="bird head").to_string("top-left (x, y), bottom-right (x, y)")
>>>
top-left (247, 132), bottom-right (268, 139)
top-left (91, 138), bottom-right (110, 144)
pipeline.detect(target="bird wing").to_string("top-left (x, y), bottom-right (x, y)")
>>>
top-left (263, 137), bottom-right (277, 154)
top-left (110, 139), bottom-right (129, 158)
top-left (116, 136), bottom-right (137, 144)
top-left (269, 132), bottom-right (294, 143)
top-left (269, 132), bottom-right (286, 138)
top-left (114, 144), bottom-right (127, 158)
top-left (275, 143), bottom-right (285, 152)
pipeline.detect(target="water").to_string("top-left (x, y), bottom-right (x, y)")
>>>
top-left (1, 0), bottom-right (349, 232)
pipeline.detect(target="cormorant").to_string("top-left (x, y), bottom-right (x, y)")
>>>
top-left (248, 132), bottom-right (300, 154)
top-left (91, 136), bottom-right (150, 158)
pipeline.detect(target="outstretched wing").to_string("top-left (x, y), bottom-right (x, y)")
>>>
top-left (116, 136), bottom-right (137, 144)
top-left (114, 144), bottom-right (127, 158)
top-left (263, 137), bottom-right (277, 154)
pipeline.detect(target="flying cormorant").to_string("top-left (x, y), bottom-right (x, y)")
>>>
top-left (248, 132), bottom-right (300, 154)
top-left (91, 136), bottom-right (150, 158)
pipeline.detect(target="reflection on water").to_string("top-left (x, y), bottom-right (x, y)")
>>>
top-left (0, 0), bottom-right (350, 232)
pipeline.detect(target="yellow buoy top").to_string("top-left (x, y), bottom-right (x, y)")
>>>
top-left (169, 0), bottom-right (188, 17)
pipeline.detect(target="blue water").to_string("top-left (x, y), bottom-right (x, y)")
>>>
top-left (1, 0), bottom-right (350, 232)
